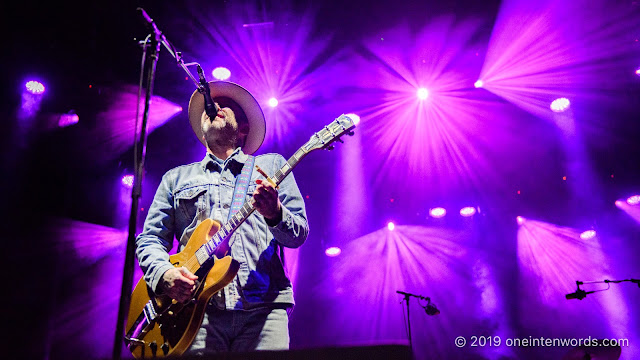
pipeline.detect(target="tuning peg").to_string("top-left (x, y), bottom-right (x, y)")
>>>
top-left (347, 131), bottom-right (354, 136)
top-left (337, 137), bottom-right (344, 143)
top-left (326, 145), bottom-right (335, 151)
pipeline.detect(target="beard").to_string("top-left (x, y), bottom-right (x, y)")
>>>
top-left (202, 118), bottom-right (238, 150)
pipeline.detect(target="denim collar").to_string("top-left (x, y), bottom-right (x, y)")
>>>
top-left (200, 147), bottom-right (249, 173)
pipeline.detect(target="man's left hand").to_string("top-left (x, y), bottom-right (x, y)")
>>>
top-left (253, 179), bottom-right (282, 223)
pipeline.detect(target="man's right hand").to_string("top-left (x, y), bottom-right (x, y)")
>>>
top-left (160, 267), bottom-right (198, 302)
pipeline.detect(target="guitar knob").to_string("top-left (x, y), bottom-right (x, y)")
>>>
top-left (161, 342), bottom-right (170, 355)
top-left (149, 341), bottom-right (158, 356)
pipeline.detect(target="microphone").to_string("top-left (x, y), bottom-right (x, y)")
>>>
top-left (424, 303), bottom-right (440, 316)
top-left (565, 288), bottom-right (595, 300)
top-left (137, 8), bottom-right (163, 40)
top-left (397, 290), bottom-right (440, 315)
top-left (196, 65), bottom-right (219, 119)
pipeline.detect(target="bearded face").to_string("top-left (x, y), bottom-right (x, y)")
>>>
top-left (200, 102), bottom-right (240, 151)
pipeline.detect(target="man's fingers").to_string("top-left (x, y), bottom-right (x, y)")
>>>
top-left (256, 183), bottom-right (277, 194)
top-left (179, 267), bottom-right (198, 281)
top-left (174, 281), bottom-right (194, 291)
top-left (253, 191), bottom-right (268, 206)
top-left (177, 275), bottom-right (195, 286)
top-left (162, 267), bottom-right (198, 302)
top-left (254, 186), bottom-right (277, 202)
top-left (168, 282), bottom-right (197, 302)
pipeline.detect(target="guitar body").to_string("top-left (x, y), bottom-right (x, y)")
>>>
top-left (126, 218), bottom-right (240, 358)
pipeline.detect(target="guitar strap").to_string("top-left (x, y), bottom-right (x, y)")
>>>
top-left (228, 155), bottom-right (287, 272)
top-left (227, 155), bottom-right (287, 285)
top-left (228, 155), bottom-right (255, 221)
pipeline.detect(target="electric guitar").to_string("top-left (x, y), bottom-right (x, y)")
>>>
top-left (125, 114), bottom-right (356, 358)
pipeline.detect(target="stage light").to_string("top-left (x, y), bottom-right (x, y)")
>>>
top-left (25, 80), bottom-right (45, 95)
top-left (268, 97), bottom-right (279, 107)
top-left (212, 67), bottom-right (231, 80)
top-left (416, 87), bottom-right (429, 100)
top-left (345, 113), bottom-right (361, 125)
top-left (627, 195), bottom-right (640, 205)
top-left (325, 246), bottom-right (341, 257)
top-left (387, 222), bottom-right (395, 231)
top-left (636, 67), bottom-right (640, 76)
top-left (516, 216), bottom-right (525, 225)
top-left (58, 112), bottom-right (79, 127)
top-left (550, 97), bottom-right (570, 112)
top-left (429, 207), bottom-right (446, 218)
top-left (579, 230), bottom-right (596, 240)
top-left (474, 80), bottom-right (484, 88)
top-left (460, 206), bottom-right (476, 217)
top-left (615, 200), bottom-right (624, 207)
top-left (121, 175), bottom-right (134, 189)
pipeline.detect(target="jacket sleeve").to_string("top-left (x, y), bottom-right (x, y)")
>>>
top-left (135, 171), bottom-right (177, 293)
top-left (266, 154), bottom-right (310, 248)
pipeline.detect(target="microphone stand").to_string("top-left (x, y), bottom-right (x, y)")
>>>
top-left (399, 291), bottom-right (413, 350)
top-left (112, 8), bottom-right (209, 360)
top-left (397, 290), bottom-right (437, 351)
top-left (112, 11), bottom-right (161, 360)
top-left (577, 279), bottom-right (640, 290)
top-left (566, 279), bottom-right (640, 302)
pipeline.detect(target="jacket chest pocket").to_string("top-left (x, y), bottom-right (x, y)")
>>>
top-left (175, 186), bottom-right (208, 222)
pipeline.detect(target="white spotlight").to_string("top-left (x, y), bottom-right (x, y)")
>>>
top-left (460, 206), bottom-right (476, 217)
top-left (550, 97), bottom-right (570, 112)
top-left (429, 207), bottom-right (446, 218)
top-left (325, 246), bottom-right (341, 257)
top-left (416, 88), bottom-right (429, 100)
top-left (580, 230), bottom-right (596, 240)
top-left (212, 67), bottom-right (231, 80)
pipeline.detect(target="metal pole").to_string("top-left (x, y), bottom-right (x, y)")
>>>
top-left (112, 31), bottom-right (161, 360)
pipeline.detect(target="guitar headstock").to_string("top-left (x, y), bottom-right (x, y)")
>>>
top-left (303, 114), bottom-right (356, 153)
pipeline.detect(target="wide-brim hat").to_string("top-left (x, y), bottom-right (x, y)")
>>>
top-left (188, 81), bottom-right (265, 154)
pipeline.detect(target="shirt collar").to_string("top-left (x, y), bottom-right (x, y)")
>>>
top-left (200, 147), bottom-right (248, 172)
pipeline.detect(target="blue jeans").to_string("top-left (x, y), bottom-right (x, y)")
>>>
top-left (185, 306), bottom-right (290, 355)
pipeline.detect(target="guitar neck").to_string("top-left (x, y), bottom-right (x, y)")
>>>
top-left (273, 147), bottom-right (309, 185)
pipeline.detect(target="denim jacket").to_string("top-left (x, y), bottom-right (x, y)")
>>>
top-left (135, 148), bottom-right (309, 310)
